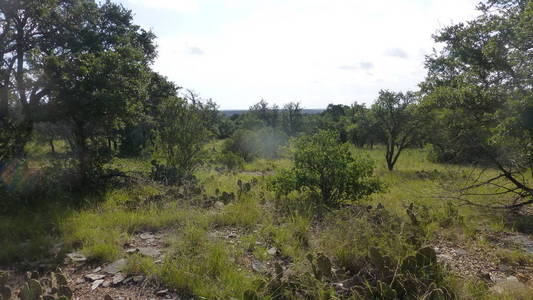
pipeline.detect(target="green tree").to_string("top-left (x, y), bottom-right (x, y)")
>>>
top-left (152, 96), bottom-right (215, 184)
top-left (249, 99), bottom-right (280, 128)
top-left (281, 102), bottom-right (303, 136)
top-left (120, 72), bottom-right (179, 157)
top-left (372, 90), bottom-right (421, 171)
top-left (44, 1), bottom-right (156, 181)
top-left (421, 0), bottom-right (533, 208)
top-left (346, 102), bottom-right (379, 148)
top-left (270, 130), bottom-right (382, 210)
top-left (0, 0), bottom-right (63, 157)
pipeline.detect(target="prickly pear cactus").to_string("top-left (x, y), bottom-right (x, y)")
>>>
top-left (0, 271), bottom-right (12, 300)
top-left (376, 280), bottom-right (397, 300)
top-left (244, 182), bottom-right (251, 192)
top-left (401, 255), bottom-right (417, 273)
top-left (415, 247), bottom-right (437, 267)
top-left (243, 290), bottom-right (259, 300)
top-left (274, 263), bottom-right (284, 280)
top-left (49, 271), bottom-right (71, 300)
top-left (316, 254), bottom-right (332, 279)
top-left (19, 279), bottom-right (43, 300)
top-left (369, 247), bottom-right (385, 272)
top-left (307, 253), bottom-right (333, 280)
top-left (58, 286), bottom-right (72, 299)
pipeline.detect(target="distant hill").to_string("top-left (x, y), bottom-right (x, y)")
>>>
top-left (220, 109), bottom-right (324, 116)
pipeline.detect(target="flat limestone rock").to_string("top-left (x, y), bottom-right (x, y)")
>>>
top-left (490, 276), bottom-right (530, 295)
top-left (138, 247), bottom-right (161, 258)
top-left (91, 279), bottom-right (104, 290)
top-left (112, 273), bottom-right (126, 285)
top-left (66, 252), bottom-right (87, 263)
top-left (252, 259), bottom-right (265, 273)
top-left (103, 258), bottom-right (127, 275)
top-left (139, 232), bottom-right (155, 240)
top-left (126, 248), bottom-right (139, 254)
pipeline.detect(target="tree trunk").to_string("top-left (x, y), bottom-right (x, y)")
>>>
top-left (0, 80), bottom-right (8, 121)
top-left (49, 139), bottom-right (55, 154)
top-left (74, 121), bottom-right (89, 183)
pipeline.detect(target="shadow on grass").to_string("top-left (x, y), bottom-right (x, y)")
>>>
top-left (0, 160), bottom-right (110, 269)
top-left (506, 212), bottom-right (533, 235)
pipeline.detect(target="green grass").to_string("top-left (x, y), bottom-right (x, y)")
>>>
top-left (2, 141), bottom-right (531, 298)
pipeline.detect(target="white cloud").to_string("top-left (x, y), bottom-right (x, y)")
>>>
top-left (127, 0), bottom-right (480, 108)
top-left (187, 46), bottom-right (204, 55)
top-left (385, 48), bottom-right (408, 59)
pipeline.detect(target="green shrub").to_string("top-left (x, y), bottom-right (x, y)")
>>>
top-left (152, 97), bottom-right (213, 183)
top-left (270, 130), bottom-right (383, 210)
top-left (217, 151), bottom-right (245, 171)
top-left (224, 127), bottom-right (288, 161)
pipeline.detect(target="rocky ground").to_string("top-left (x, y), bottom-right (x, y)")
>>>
top-left (433, 231), bottom-right (533, 296)
top-left (2, 227), bottom-right (532, 299)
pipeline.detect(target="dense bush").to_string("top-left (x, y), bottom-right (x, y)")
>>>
top-left (152, 97), bottom-right (214, 184)
top-left (224, 127), bottom-right (288, 161)
top-left (216, 151), bottom-right (245, 171)
top-left (270, 130), bottom-right (383, 210)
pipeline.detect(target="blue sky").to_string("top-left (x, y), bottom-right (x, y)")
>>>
top-left (117, 0), bottom-right (479, 109)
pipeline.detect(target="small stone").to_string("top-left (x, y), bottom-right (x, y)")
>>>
top-left (91, 279), bottom-right (104, 290)
top-left (93, 267), bottom-right (102, 273)
top-left (103, 258), bottom-right (127, 275)
top-left (455, 249), bottom-right (468, 256)
top-left (267, 247), bottom-right (277, 255)
top-left (228, 232), bottom-right (237, 239)
top-left (490, 276), bottom-right (528, 294)
top-left (156, 289), bottom-right (168, 296)
top-left (214, 201), bottom-right (224, 209)
top-left (437, 254), bottom-right (452, 261)
top-left (126, 248), bottom-right (139, 254)
top-left (66, 252), bottom-right (87, 263)
top-left (84, 274), bottom-right (106, 281)
top-left (112, 273), bottom-right (126, 285)
top-left (251, 259), bottom-right (265, 273)
top-left (102, 280), bottom-right (111, 288)
top-left (104, 295), bottom-right (113, 300)
top-left (133, 275), bottom-right (145, 283)
top-left (123, 277), bottom-right (133, 284)
top-left (138, 247), bottom-right (161, 258)
top-left (75, 278), bottom-right (85, 285)
top-left (140, 233), bottom-right (155, 240)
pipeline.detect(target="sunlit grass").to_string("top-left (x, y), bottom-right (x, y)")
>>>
top-left (2, 142), bottom-right (530, 299)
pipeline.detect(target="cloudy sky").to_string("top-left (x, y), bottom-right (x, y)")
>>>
top-left (117, 0), bottom-right (480, 109)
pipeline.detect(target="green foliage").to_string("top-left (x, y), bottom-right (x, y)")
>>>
top-left (421, 0), bottom-right (533, 207)
top-left (224, 127), bottom-right (288, 161)
top-left (217, 151), bottom-right (245, 171)
top-left (0, 119), bottom-right (25, 162)
top-left (42, 0), bottom-right (156, 182)
top-left (152, 96), bottom-right (215, 184)
top-left (270, 130), bottom-right (382, 209)
top-left (372, 90), bottom-right (422, 171)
